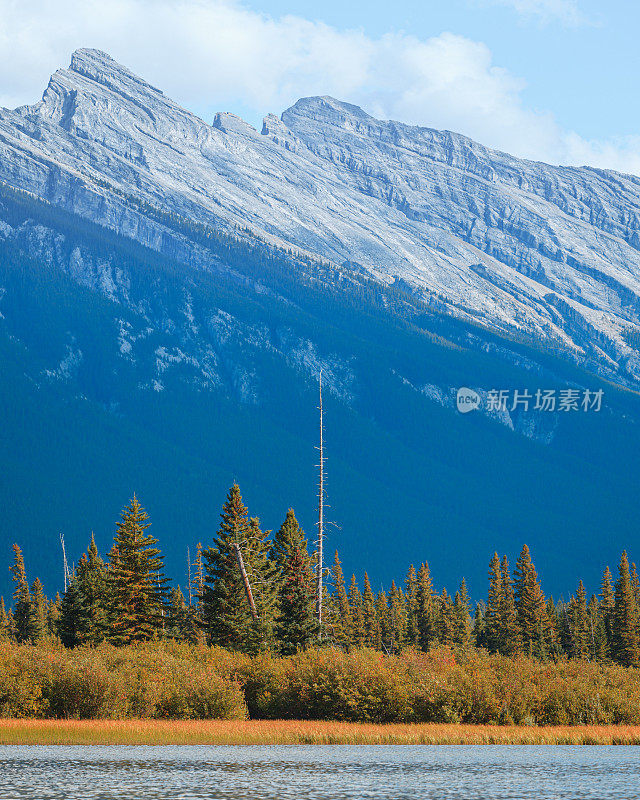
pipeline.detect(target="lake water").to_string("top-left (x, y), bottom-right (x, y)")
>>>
top-left (0, 745), bottom-right (639, 799)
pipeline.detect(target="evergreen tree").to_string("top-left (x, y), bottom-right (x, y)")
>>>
top-left (587, 594), bottom-right (607, 661)
top-left (452, 578), bottom-right (472, 649)
top-left (557, 598), bottom-right (572, 655)
top-left (348, 575), bottom-right (365, 648)
top-left (631, 563), bottom-right (640, 610)
top-left (187, 543), bottom-right (207, 643)
top-left (404, 565), bottom-right (419, 647)
top-left (270, 509), bottom-right (305, 573)
top-left (473, 601), bottom-right (486, 647)
top-left (47, 593), bottom-right (62, 638)
top-left (545, 596), bottom-right (562, 660)
top-left (59, 535), bottom-right (110, 647)
top-left (166, 586), bottom-right (190, 640)
top-left (435, 588), bottom-right (456, 645)
top-left (612, 551), bottom-right (640, 667)
top-left (362, 573), bottom-right (378, 648)
top-left (330, 551), bottom-right (352, 649)
top-left (194, 542), bottom-right (205, 599)
top-left (245, 517), bottom-right (279, 648)
top-left (484, 553), bottom-right (503, 653)
top-left (28, 578), bottom-right (48, 643)
top-left (10, 544), bottom-right (31, 643)
top-left (58, 577), bottom-right (83, 647)
top-left (201, 485), bottom-right (276, 652)
top-left (387, 580), bottom-right (407, 653)
top-left (599, 566), bottom-right (615, 658)
top-left (78, 535), bottom-right (109, 643)
top-left (271, 510), bottom-right (318, 653)
top-left (514, 545), bottom-right (548, 659)
top-left (416, 562), bottom-right (436, 651)
top-left (375, 590), bottom-right (390, 651)
top-left (499, 556), bottom-right (521, 656)
top-left (108, 496), bottom-right (167, 645)
top-left (568, 580), bottom-right (590, 660)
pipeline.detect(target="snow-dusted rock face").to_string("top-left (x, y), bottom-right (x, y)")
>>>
top-left (3, 49), bottom-right (640, 384)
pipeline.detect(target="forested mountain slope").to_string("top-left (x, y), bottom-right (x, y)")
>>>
top-left (0, 182), bottom-right (638, 601)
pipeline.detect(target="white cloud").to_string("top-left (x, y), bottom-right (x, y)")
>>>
top-left (0, 0), bottom-right (636, 173)
top-left (480, 0), bottom-right (589, 26)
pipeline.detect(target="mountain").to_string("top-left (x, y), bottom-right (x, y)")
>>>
top-left (0, 49), bottom-right (639, 601)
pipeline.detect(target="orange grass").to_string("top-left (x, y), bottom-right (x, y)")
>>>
top-left (1, 719), bottom-right (640, 745)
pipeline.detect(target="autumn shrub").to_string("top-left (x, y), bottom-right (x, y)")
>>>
top-left (0, 642), bottom-right (639, 723)
top-left (99, 642), bottom-right (248, 719)
top-left (246, 648), bottom-right (414, 722)
top-left (0, 642), bottom-right (48, 717)
top-left (0, 641), bottom-right (247, 719)
top-left (38, 650), bottom-right (126, 719)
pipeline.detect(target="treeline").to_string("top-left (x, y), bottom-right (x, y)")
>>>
top-left (2, 485), bottom-right (640, 668)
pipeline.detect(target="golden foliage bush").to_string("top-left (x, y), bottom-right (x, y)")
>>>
top-left (0, 641), bottom-right (639, 724)
top-left (0, 641), bottom-right (247, 720)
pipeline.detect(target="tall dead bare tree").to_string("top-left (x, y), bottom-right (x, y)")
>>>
top-left (316, 371), bottom-right (326, 632)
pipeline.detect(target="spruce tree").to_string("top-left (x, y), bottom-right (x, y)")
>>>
top-left (514, 545), bottom-right (548, 658)
top-left (404, 565), bottom-right (419, 647)
top-left (78, 535), bottom-right (109, 643)
top-left (362, 573), bottom-right (378, 648)
top-left (28, 578), bottom-right (48, 643)
top-left (187, 543), bottom-right (207, 642)
top-left (59, 535), bottom-right (110, 647)
top-left (201, 485), bottom-right (276, 652)
top-left (499, 556), bottom-right (521, 656)
top-left (47, 593), bottom-right (62, 638)
top-left (587, 594), bottom-right (607, 661)
top-left (452, 578), bottom-right (472, 650)
top-left (166, 586), bottom-right (190, 640)
top-left (270, 509), bottom-right (306, 573)
top-left (599, 566), bottom-right (615, 658)
top-left (612, 551), bottom-right (640, 667)
top-left (58, 576), bottom-right (83, 647)
top-left (545, 596), bottom-right (562, 659)
top-left (271, 510), bottom-right (318, 653)
top-left (190, 542), bottom-right (206, 608)
top-left (569, 580), bottom-right (590, 660)
top-left (348, 576), bottom-right (366, 648)
top-left (10, 544), bottom-right (31, 643)
top-left (484, 552), bottom-right (503, 653)
top-left (631, 563), bottom-right (640, 609)
top-left (245, 517), bottom-right (279, 648)
top-left (387, 580), bottom-right (407, 653)
top-left (473, 601), bottom-right (486, 647)
top-left (108, 496), bottom-right (167, 645)
top-left (557, 599), bottom-right (572, 655)
top-left (330, 551), bottom-right (352, 649)
top-left (435, 588), bottom-right (456, 645)
top-left (375, 590), bottom-right (390, 651)
top-left (416, 562), bottom-right (436, 651)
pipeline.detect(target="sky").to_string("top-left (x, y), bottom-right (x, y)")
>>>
top-left (0, 0), bottom-right (639, 172)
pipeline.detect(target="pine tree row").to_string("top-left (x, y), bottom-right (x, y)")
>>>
top-left (2, 486), bottom-right (640, 666)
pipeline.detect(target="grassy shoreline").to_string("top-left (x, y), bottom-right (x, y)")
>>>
top-left (1, 720), bottom-right (640, 746)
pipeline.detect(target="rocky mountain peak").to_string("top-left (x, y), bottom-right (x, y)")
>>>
top-left (68, 48), bottom-right (163, 96)
top-left (3, 49), bottom-right (640, 386)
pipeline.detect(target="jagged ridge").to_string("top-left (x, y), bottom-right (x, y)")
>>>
top-left (2, 49), bottom-right (640, 384)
